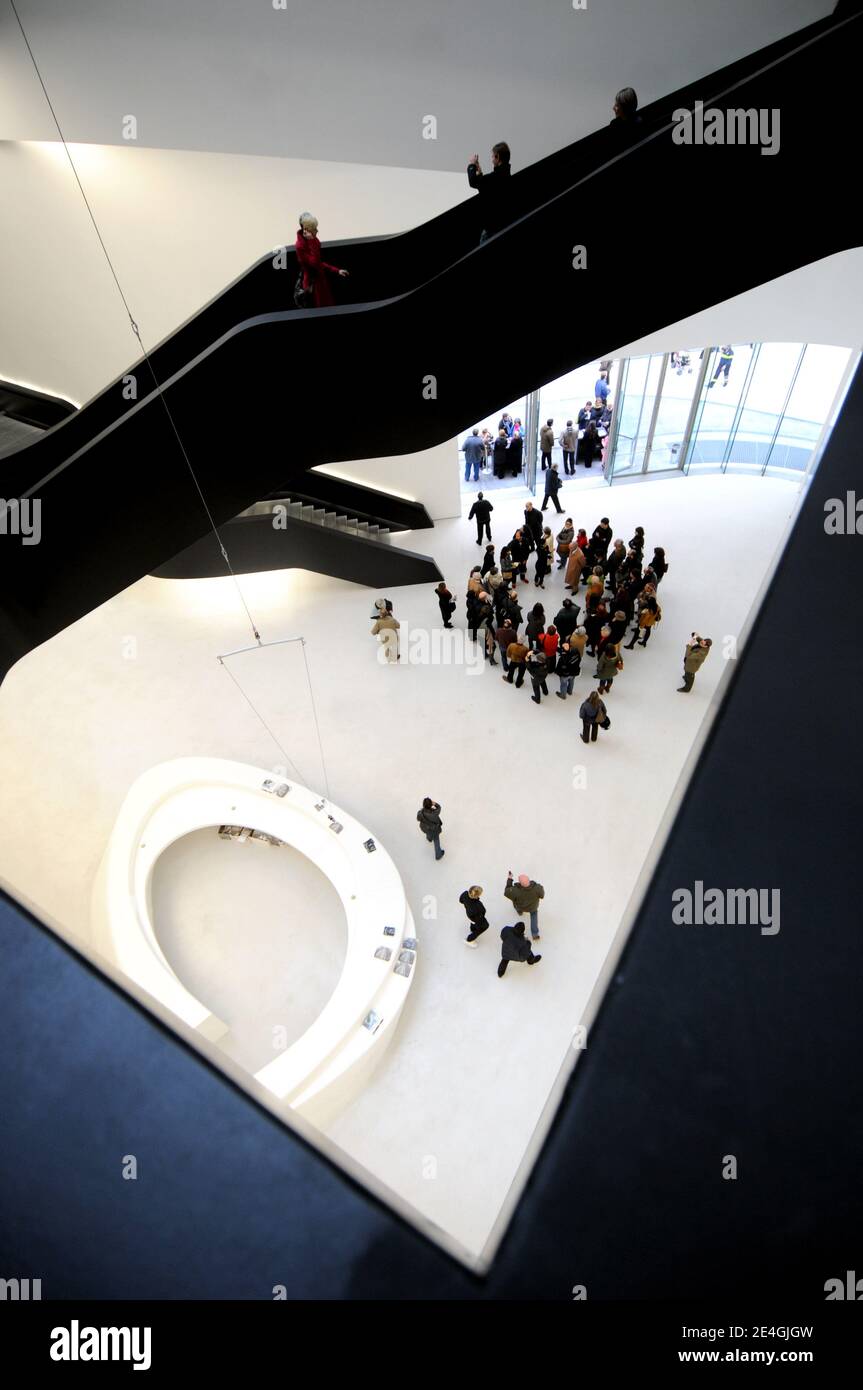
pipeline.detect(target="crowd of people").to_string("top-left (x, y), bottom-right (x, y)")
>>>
top-left (462, 381), bottom-right (614, 486)
top-left (404, 493), bottom-right (713, 975)
top-left (434, 498), bottom-right (713, 718)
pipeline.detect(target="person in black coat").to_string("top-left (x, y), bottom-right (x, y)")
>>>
top-left (468, 492), bottom-right (494, 544)
top-left (523, 503), bottom-right (543, 550)
top-left (607, 609), bottom-right (629, 646)
top-left (507, 432), bottom-right (524, 476)
top-left (612, 584), bottom-right (636, 623)
top-left (554, 598), bottom-right (580, 641)
top-left (467, 141), bottom-right (512, 242)
top-left (493, 431), bottom-right (510, 478)
top-left (588, 518), bottom-right (613, 564)
top-left (504, 589), bottom-right (523, 629)
top-left (434, 581), bottom-right (456, 629)
top-left (480, 542), bottom-right (496, 577)
top-left (417, 798), bottom-right (444, 860)
top-left (629, 527), bottom-right (645, 560)
top-left (497, 922), bottom-right (542, 977)
top-left (650, 546), bottom-right (669, 584)
top-left (577, 422), bottom-right (603, 468)
top-left (525, 602), bottom-right (545, 648)
top-left (541, 465), bottom-right (564, 514)
top-left (585, 602), bottom-right (608, 655)
top-left (460, 886), bottom-right (489, 946)
top-left (509, 529), bottom-right (531, 581)
top-left (554, 641), bottom-right (582, 699)
top-left (609, 87), bottom-right (643, 146)
top-left (534, 541), bottom-right (550, 589)
top-left (527, 649), bottom-right (549, 704)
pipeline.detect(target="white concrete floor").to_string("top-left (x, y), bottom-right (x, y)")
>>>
top-left (151, 829), bottom-right (347, 1073)
top-left (0, 472), bottom-right (802, 1260)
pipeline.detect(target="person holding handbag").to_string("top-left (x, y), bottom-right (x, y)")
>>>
top-left (579, 690), bottom-right (608, 743)
top-left (294, 212), bottom-right (349, 308)
top-left (595, 642), bottom-right (623, 694)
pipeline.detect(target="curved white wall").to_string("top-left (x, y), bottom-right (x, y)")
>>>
top-left (91, 758), bottom-right (418, 1129)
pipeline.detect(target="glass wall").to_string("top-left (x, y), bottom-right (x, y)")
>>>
top-left (604, 342), bottom-right (853, 483)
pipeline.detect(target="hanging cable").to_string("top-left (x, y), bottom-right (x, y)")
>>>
top-left (217, 656), bottom-right (306, 785)
top-left (300, 639), bottom-right (331, 800)
top-left (9, 0), bottom-right (261, 646)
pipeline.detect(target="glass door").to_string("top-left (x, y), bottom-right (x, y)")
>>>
top-left (646, 348), bottom-right (702, 471)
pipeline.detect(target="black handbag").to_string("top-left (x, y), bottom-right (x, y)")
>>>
top-left (600, 715), bottom-right (611, 729)
top-left (293, 272), bottom-right (312, 308)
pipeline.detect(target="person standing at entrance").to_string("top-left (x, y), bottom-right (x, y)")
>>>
top-left (542, 464), bottom-right (564, 513)
top-left (463, 428), bottom-right (485, 483)
top-left (460, 886), bottom-right (490, 947)
top-left (678, 634), bottom-right (712, 691)
top-left (578, 420), bottom-right (602, 468)
top-left (539, 418), bottom-right (555, 471)
top-left (560, 420), bottom-right (577, 475)
top-left (417, 797), bottom-right (445, 860)
top-left (493, 429), bottom-right (510, 478)
top-left (468, 490), bottom-right (493, 544)
top-left (709, 346), bottom-right (734, 387)
top-left (504, 871), bottom-right (545, 942)
top-left (594, 370), bottom-right (611, 408)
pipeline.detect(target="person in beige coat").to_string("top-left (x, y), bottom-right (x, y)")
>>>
top-left (559, 420), bottom-right (577, 474)
top-left (565, 544), bottom-right (587, 591)
top-left (539, 419), bottom-right (555, 470)
top-left (569, 625), bottom-right (588, 659)
top-left (371, 612), bottom-right (400, 662)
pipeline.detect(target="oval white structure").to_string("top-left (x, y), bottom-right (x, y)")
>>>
top-left (91, 757), bottom-right (416, 1128)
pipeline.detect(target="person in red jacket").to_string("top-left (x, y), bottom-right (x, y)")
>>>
top-left (295, 212), bottom-right (349, 308)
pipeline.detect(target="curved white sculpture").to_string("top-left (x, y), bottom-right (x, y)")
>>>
top-left (91, 757), bottom-right (416, 1128)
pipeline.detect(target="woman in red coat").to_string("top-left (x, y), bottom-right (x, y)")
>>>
top-left (295, 212), bottom-right (349, 308)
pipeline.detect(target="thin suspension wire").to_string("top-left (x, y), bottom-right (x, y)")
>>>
top-left (300, 639), bottom-right (331, 800)
top-left (11, 0), bottom-right (335, 790)
top-left (9, 0), bottom-right (261, 646)
top-left (217, 657), bottom-right (306, 784)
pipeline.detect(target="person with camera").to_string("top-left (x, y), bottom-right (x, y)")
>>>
top-left (678, 634), bottom-right (713, 692)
